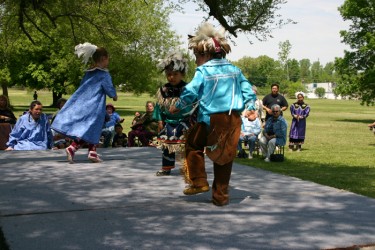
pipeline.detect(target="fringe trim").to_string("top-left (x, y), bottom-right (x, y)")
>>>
top-left (156, 89), bottom-right (180, 110)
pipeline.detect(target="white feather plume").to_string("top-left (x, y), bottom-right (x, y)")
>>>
top-left (188, 22), bottom-right (231, 54)
top-left (74, 42), bottom-right (98, 64)
top-left (157, 51), bottom-right (188, 73)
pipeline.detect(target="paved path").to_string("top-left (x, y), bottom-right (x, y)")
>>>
top-left (0, 147), bottom-right (375, 250)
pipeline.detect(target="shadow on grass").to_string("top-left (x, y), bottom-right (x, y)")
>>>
top-left (236, 156), bottom-right (375, 199)
top-left (336, 118), bottom-right (374, 124)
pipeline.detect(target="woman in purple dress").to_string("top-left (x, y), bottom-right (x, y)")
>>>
top-left (289, 93), bottom-right (310, 151)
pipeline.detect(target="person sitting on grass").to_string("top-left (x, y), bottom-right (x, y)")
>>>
top-left (5, 100), bottom-right (53, 150)
top-left (131, 111), bottom-right (141, 126)
top-left (0, 95), bottom-right (17, 124)
top-left (127, 101), bottom-right (158, 147)
top-left (101, 103), bottom-right (124, 148)
top-left (112, 123), bottom-right (128, 147)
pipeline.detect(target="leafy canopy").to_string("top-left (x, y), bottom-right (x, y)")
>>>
top-left (335, 0), bottom-right (375, 105)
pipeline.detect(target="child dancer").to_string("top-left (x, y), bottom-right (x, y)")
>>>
top-left (154, 51), bottom-right (192, 176)
top-left (51, 42), bottom-right (118, 163)
top-left (170, 23), bottom-right (257, 206)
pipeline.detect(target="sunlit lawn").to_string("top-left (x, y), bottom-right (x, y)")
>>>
top-left (6, 88), bottom-right (375, 198)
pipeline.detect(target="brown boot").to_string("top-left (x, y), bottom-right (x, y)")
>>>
top-left (212, 162), bottom-right (232, 206)
top-left (183, 123), bottom-right (209, 195)
top-left (183, 149), bottom-right (209, 194)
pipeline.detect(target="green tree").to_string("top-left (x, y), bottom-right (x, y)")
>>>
top-left (278, 40), bottom-right (292, 81)
top-left (311, 61), bottom-right (323, 82)
top-left (335, 0), bottom-right (375, 105)
top-left (322, 62), bottom-right (338, 83)
top-left (299, 59), bottom-right (311, 83)
top-left (0, 0), bottom-right (179, 104)
top-left (1, 0), bottom-right (295, 103)
top-left (234, 55), bottom-right (280, 87)
top-left (286, 81), bottom-right (306, 98)
top-left (168, 0), bottom-right (294, 38)
top-left (315, 87), bottom-right (325, 98)
top-left (288, 58), bottom-right (300, 82)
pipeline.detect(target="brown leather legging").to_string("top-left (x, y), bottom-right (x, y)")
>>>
top-left (185, 112), bottom-right (241, 205)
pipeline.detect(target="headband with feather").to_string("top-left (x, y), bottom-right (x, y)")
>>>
top-left (157, 51), bottom-right (188, 73)
top-left (188, 22), bottom-right (231, 55)
top-left (74, 42), bottom-right (98, 64)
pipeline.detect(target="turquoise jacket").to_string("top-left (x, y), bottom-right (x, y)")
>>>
top-left (175, 59), bottom-right (256, 126)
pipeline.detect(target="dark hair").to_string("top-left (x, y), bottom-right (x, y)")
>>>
top-left (212, 51), bottom-right (226, 59)
top-left (115, 123), bottom-right (123, 128)
top-left (56, 98), bottom-right (67, 108)
top-left (29, 100), bottom-right (42, 110)
top-left (271, 83), bottom-right (279, 89)
top-left (0, 95), bottom-right (11, 109)
top-left (145, 101), bottom-right (155, 107)
top-left (92, 47), bottom-right (109, 63)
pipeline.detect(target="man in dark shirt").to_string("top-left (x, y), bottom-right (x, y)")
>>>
top-left (262, 83), bottom-right (288, 121)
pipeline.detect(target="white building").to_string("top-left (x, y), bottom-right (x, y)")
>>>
top-left (303, 82), bottom-right (342, 99)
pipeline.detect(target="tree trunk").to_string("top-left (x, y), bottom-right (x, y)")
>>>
top-left (52, 91), bottom-right (63, 107)
top-left (1, 81), bottom-right (9, 97)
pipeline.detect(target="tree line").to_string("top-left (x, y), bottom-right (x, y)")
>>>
top-left (0, 0), bottom-right (373, 105)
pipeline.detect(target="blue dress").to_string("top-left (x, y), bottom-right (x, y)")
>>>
top-left (51, 68), bottom-right (117, 144)
top-left (7, 113), bottom-right (53, 150)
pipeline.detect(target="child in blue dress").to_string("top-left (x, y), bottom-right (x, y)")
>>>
top-left (52, 42), bottom-right (118, 163)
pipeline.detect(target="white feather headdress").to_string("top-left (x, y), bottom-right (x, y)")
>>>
top-left (74, 42), bottom-right (98, 64)
top-left (157, 51), bottom-right (188, 73)
top-left (295, 91), bottom-right (305, 98)
top-left (188, 22), bottom-right (231, 55)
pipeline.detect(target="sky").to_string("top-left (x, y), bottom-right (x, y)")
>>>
top-left (169, 0), bottom-right (351, 65)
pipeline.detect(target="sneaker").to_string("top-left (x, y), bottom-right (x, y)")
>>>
top-left (248, 153), bottom-right (253, 159)
top-left (264, 157), bottom-right (270, 162)
top-left (183, 185), bottom-right (210, 195)
top-left (156, 170), bottom-right (171, 176)
top-left (88, 151), bottom-right (102, 163)
top-left (65, 146), bottom-right (76, 164)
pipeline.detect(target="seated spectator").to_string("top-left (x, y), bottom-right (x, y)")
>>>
top-left (101, 103), bottom-right (124, 147)
top-left (0, 95), bottom-right (17, 124)
top-left (0, 95), bottom-right (17, 150)
top-left (131, 112), bottom-right (141, 126)
top-left (128, 101), bottom-right (158, 147)
top-left (112, 123), bottom-right (128, 147)
top-left (5, 100), bottom-right (53, 150)
top-left (258, 104), bottom-right (287, 162)
top-left (237, 110), bottom-right (261, 159)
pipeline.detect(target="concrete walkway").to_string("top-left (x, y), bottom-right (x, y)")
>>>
top-left (0, 147), bottom-right (375, 250)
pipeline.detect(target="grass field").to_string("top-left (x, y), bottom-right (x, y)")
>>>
top-left (5, 89), bottom-right (375, 198)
